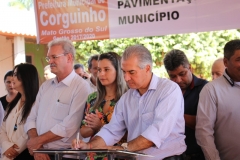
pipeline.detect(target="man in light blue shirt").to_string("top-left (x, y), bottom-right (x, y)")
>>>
top-left (73, 45), bottom-right (186, 160)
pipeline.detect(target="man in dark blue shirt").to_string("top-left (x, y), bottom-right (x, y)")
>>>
top-left (164, 49), bottom-right (207, 160)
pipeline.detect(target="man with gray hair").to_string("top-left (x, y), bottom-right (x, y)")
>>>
top-left (25, 38), bottom-right (92, 160)
top-left (72, 45), bottom-right (186, 160)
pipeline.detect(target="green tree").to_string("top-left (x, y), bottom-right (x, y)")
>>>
top-left (75, 29), bottom-right (240, 80)
top-left (8, 0), bottom-right (33, 11)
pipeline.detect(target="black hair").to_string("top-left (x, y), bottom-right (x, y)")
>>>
top-left (163, 49), bottom-right (190, 71)
top-left (224, 39), bottom-right (240, 60)
top-left (4, 70), bottom-right (13, 82)
top-left (4, 63), bottom-right (39, 124)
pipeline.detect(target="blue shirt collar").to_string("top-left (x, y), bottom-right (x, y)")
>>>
top-left (133, 73), bottom-right (158, 96)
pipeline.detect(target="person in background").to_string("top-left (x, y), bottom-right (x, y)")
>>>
top-left (163, 49), bottom-right (207, 160)
top-left (85, 55), bottom-right (99, 92)
top-left (25, 38), bottom-right (91, 160)
top-left (0, 71), bottom-right (18, 110)
top-left (72, 45), bottom-right (186, 160)
top-left (211, 58), bottom-right (225, 80)
top-left (80, 52), bottom-right (128, 160)
top-left (74, 63), bottom-right (90, 79)
top-left (196, 39), bottom-right (240, 160)
top-left (0, 100), bottom-right (4, 156)
top-left (44, 65), bottom-right (56, 80)
top-left (0, 63), bottom-right (39, 160)
top-left (0, 101), bottom-right (3, 123)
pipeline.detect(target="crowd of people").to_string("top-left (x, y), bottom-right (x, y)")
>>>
top-left (0, 38), bottom-right (239, 160)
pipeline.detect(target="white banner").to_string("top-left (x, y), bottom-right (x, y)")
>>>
top-left (35, 0), bottom-right (240, 44)
top-left (108, 0), bottom-right (240, 38)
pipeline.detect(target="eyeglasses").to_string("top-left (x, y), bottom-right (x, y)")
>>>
top-left (45, 53), bottom-right (67, 62)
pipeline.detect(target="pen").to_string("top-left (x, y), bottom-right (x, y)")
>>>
top-left (76, 132), bottom-right (79, 149)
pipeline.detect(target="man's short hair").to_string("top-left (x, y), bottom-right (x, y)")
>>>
top-left (48, 38), bottom-right (76, 60)
top-left (87, 54), bottom-right (99, 69)
top-left (164, 49), bottom-right (190, 71)
top-left (224, 39), bottom-right (240, 60)
top-left (74, 63), bottom-right (85, 71)
top-left (122, 44), bottom-right (152, 70)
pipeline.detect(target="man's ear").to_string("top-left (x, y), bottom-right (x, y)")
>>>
top-left (223, 57), bottom-right (228, 68)
top-left (67, 53), bottom-right (73, 63)
top-left (145, 64), bottom-right (151, 72)
top-left (189, 64), bottom-right (192, 72)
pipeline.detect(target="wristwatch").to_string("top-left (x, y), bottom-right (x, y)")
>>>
top-left (121, 143), bottom-right (128, 151)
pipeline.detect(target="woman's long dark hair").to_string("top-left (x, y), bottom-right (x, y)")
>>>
top-left (4, 63), bottom-right (39, 124)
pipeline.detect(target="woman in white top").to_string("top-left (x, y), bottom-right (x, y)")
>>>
top-left (0, 63), bottom-right (39, 160)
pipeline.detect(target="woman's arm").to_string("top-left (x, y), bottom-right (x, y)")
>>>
top-left (80, 126), bottom-right (95, 138)
top-left (80, 113), bottom-right (103, 138)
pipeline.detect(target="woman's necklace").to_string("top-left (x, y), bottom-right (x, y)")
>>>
top-left (14, 99), bottom-right (25, 131)
top-left (105, 95), bottom-right (115, 101)
top-left (14, 110), bottom-right (20, 131)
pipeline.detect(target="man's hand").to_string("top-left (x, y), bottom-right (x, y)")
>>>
top-left (108, 145), bottom-right (124, 150)
top-left (34, 153), bottom-right (51, 160)
top-left (4, 144), bottom-right (19, 159)
top-left (82, 72), bottom-right (90, 79)
top-left (71, 139), bottom-right (89, 149)
top-left (184, 114), bottom-right (196, 130)
top-left (27, 137), bottom-right (43, 154)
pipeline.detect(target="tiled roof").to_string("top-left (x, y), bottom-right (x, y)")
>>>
top-left (0, 6), bottom-right (36, 38)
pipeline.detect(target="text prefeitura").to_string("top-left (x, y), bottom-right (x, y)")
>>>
top-left (38, 0), bottom-right (106, 28)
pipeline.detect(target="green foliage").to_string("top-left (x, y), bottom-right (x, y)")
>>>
top-left (75, 29), bottom-right (240, 80)
top-left (8, 0), bottom-right (33, 11)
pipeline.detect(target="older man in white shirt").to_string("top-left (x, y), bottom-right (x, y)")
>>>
top-left (24, 38), bottom-right (91, 160)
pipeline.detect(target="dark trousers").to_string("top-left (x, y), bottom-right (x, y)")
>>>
top-left (14, 148), bottom-right (34, 160)
top-left (182, 152), bottom-right (205, 160)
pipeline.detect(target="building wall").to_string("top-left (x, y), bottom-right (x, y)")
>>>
top-left (0, 36), bottom-right (47, 97)
top-left (0, 35), bottom-right (13, 97)
top-left (25, 43), bottom-right (47, 85)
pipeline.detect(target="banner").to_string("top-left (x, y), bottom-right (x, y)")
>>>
top-left (34, 0), bottom-right (240, 44)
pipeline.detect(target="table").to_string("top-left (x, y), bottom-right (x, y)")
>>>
top-left (33, 149), bottom-right (153, 160)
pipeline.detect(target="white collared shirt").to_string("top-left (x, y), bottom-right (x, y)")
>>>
top-left (86, 78), bottom-right (97, 93)
top-left (24, 70), bottom-right (92, 149)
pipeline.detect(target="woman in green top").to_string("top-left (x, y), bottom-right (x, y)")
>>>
top-left (80, 52), bottom-right (128, 160)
